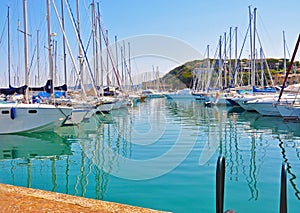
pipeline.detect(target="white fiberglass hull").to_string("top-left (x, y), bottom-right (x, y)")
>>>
top-left (64, 107), bottom-right (94, 125)
top-left (235, 99), bottom-right (256, 111)
top-left (0, 103), bottom-right (72, 134)
top-left (209, 94), bottom-right (228, 106)
top-left (112, 98), bottom-right (130, 110)
top-left (247, 102), bottom-right (280, 116)
top-left (165, 89), bottom-right (194, 100)
top-left (96, 101), bottom-right (115, 113)
top-left (245, 94), bottom-right (298, 116)
top-left (276, 104), bottom-right (300, 120)
top-left (166, 94), bottom-right (194, 100)
top-left (234, 94), bottom-right (276, 111)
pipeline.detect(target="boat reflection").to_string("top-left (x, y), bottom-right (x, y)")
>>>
top-left (241, 113), bottom-right (300, 200)
top-left (55, 112), bottom-right (114, 139)
top-left (250, 115), bottom-right (300, 137)
top-left (0, 132), bottom-right (72, 160)
top-left (278, 137), bottom-right (300, 200)
top-left (250, 115), bottom-right (300, 200)
top-left (166, 103), bottom-right (263, 201)
top-left (0, 132), bottom-right (73, 191)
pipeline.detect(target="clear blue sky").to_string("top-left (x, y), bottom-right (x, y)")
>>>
top-left (0, 0), bottom-right (299, 86)
top-left (99, 0), bottom-right (300, 55)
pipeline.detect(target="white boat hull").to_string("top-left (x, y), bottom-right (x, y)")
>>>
top-left (245, 94), bottom-right (299, 116)
top-left (165, 94), bottom-right (194, 100)
top-left (276, 104), bottom-right (300, 120)
top-left (165, 89), bottom-right (195, 100)
top-left (247, 102), bottom-right (281, 116)
top-left (96, 102), bottom-right (114, 113)
top-left (0, 103), bottom-right (72, 134)
top-left (112, 99), bottom-right (129, 110)
top-left (236, 99), bottom-right (256, 111)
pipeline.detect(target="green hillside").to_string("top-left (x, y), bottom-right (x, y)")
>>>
top-left (161, 59), bottom-right (203, 89)
top-left (160, 58), bottom-right (300, 89)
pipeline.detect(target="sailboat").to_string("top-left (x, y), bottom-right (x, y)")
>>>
top-left (0, 102), bottom-right (72, 134)
top-left (0, 7), bottom-right (27, 97)
top-left (226, 7), bottom-right (280, 112)
top-left (0, 0), bottom-right (72, 134)
top-left (275, 34), bottom-right (300, 119)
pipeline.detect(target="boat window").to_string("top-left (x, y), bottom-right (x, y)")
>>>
top-left (1, 110), bottom-right (9, 114)
top-left (28, 110), bottom-right (37, 114)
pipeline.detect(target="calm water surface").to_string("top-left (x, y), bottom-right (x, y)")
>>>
top-left (0, 98), bottom-right (299, 212)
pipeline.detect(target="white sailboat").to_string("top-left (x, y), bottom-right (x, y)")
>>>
top-left (275, 34), bottom-right (300, 119)
top-left (242, 32), bottom-right (300, 117)
top-left (0, 0), bottom-right (72, 134)
top-left (245, 94), bottom-right (297, 116)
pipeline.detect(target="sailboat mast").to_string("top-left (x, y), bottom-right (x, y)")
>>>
top-left (61, 0), bottom-right (67, 87)
top-left (207, 44), bottom-right (210, 89)
top-left (229, 27), bottom-right (232, 87)
top-left (7, 7), bottom-right (11, 86)
top-left (46, 0), bottom-right (54, 95)
top-left (283, 31), bottom-right (287, 76)
top-left (97, 3), bottom-right (103, 89)
top-left (123, 40), bottom-right (126, 85)
top-left (128, 41), bottom-right (131, 89)
top-left (248, 6), bottom-right (253, 86)
top-left (37, 30), bottom-right (40, 85)
top-left (224, 32), bottom-right (227, 88)
top-left (278, 34), bottom-right (300, 102)
top-left (115, 36), bottom-right (118, 79)
top-left (76, 0), bottom-right (84, 86)
top-left (207, 44), bottom-right (210, 59)
top-left (234, 27), bottom-right (238, 86)
top-left (91, 1), bottom-right (98, 87)
top-left (260, 47), bottom-right (264, 88)
top-left (156, 66), bottom-right (160, 91)
top-left (218, 35), bottom-right (222, 89)
top-left (252, 8), bottom-right (257, 87)
top-left (106, 30), bottom-right (109, 86)
top-left (120, 46), bottom-right (124, 85)
top-left (23, 0), bottom-right (29, 100)
top-left (50, 0), bottom-right (88, 99)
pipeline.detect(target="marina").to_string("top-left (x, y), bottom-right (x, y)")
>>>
top-left (0, 0), bottom-right (300, 212)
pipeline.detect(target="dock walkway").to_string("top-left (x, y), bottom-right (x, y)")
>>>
top-left (0, 183), bottom-right (168, 213)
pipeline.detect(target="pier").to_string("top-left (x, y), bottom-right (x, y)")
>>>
top-left (0, 183), bottom-right (168, 213)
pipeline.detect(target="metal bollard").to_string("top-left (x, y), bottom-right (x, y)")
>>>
top-left (280, 162), bottom-right (287, 213)
top-left (216, 156), bottom-right (225, 213)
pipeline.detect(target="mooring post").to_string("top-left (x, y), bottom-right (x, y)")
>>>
top-left (216, 156), bottom-right (225, 213)
top-left (280, 162), bottom-right (287, 213)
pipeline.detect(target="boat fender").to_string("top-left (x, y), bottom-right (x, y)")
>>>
top-left (10, 107), bottom-right (16, 120)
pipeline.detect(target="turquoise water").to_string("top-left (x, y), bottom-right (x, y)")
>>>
top-left (0, 98), bottom-right (299, 212)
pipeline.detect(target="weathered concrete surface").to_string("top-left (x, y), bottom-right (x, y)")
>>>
top-left (0, 183), bottom-right (170, 213)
